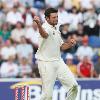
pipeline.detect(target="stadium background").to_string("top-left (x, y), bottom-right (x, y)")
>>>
top-left (0, 0), bottom-right (100, 100)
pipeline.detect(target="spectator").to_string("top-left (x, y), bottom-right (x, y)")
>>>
top-left (58, 5), bottom-right (71, 25)
top-left (94, 53), bottom-right (100, 78)
top-left (0, 36), bottom-right (4, 48)
top-left (38, 8), bottom-right (45, 23)
top-left (75, 23), bottom-right (84, 45)
top-left (0, 0), bottom-right (100, 79)
top-left (63, 0), bottom-right (72, 10)
top-left (59, 23), bottom-right (70, 41)
top-left (76, 23), bottom-right (84, 36)
top-left (0, 39), bottom-right (16, 61)
top-left (0, 3), bottom-right (6, 28)
top-left (34, 0), bottom-right (45, 9)
top-left (0, 56), bottom-right (18, 78)
top-left (32, 21), bottom-right (39, 48)
top-left (6, 4), bottom-right (23, 26)
top-left (77, 56), bottom-right (94, 78)
top-left (83, 5), bottom-right (98, 36)
top-left (1, 0), bottom-right (15, 9)
top-left (18, 57), bottom-right (32, 78)
top-left (11, 21), bottom-right (25, 43)
top-left (16, 36), bottom-right (33, 64)
top-left (23, 4), bottom-right (34, 26)
top-left (79, 0), bottom-right (93, 10)
top-left (66, 53), bottom-right (78, 77)
top-left (72, 0), bottom-right (80, 10)
top-left (76, 35), bottom-right (94, 60)
top-left (0, 36), bottom-right (4, 65)
top-left (0, 22), bottom-right (11, 41)
top-left (45, 0), bottom-right (61, 8)
top-left (69, 6), bottom-right (83, 31)
top-left (25, 21), bottom-right (39, 53)
top-left (19, 0), bottom-right (34, 7)
top-left (91, 0), bottom-right (100, 11)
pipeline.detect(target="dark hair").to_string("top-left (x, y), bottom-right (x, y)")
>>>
top-left (44, 8), bottom-right (58, 17)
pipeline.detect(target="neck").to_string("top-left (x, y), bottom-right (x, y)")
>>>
top-left (47, 21), bottom-right (55, 27)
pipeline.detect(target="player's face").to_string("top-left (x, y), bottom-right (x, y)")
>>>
top-left (47, 13), bottom-right (58, 26)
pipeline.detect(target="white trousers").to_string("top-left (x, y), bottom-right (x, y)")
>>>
top-left (38, 59), bottom-right (78, 100)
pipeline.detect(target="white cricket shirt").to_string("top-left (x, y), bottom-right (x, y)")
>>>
top-left (35, 21), bottom-right (63, 61)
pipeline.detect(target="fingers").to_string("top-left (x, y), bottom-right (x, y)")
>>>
top-left (33, 16), bottom-right (40, 23)
top-left (34, 16), bottom-right (39, 20)
top-left (70, 39), bottom-right (76, 43)
top-left (69, 39), bottom-right (76, 46)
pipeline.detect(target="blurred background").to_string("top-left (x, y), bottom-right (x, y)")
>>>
top-left (0, 0), bottom-right (100, 100)
top-left (0, 0), bottom-right (100, 79)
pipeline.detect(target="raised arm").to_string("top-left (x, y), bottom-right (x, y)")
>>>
top-left (33, 16), bottom-right (48, 38)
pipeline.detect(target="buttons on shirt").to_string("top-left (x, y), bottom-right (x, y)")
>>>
top-left (53, 31), bottom-right (55, 35)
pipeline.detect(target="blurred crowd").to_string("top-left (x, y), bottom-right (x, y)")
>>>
top-left (0, 0), bottom-right (100, 78)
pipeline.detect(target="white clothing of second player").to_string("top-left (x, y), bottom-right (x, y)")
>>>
top-left (35, 21), bottom-right (78, 100)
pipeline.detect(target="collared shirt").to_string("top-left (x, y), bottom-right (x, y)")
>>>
top-left (77, 62), bottom-right (94, 77)
top-left (76, 45), bottom-right (94, 60)
top-left (11, 28), bottom-right (25, 42)
top-left (0, 62), bottom-right (18, 78)
top-left (16, 44), bottom-right (33, 58)
top-left (25, 27), bottom-right (39, 45)
top-left (6, 11), bottom-right (23, 25)
top-left (35, 21), bottom-right (64, 61)
top-left (0, 46), bottom-right (16, 60)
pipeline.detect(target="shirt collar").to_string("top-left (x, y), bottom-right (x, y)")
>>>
top-left (45, 21), bottom-right (57, 29)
